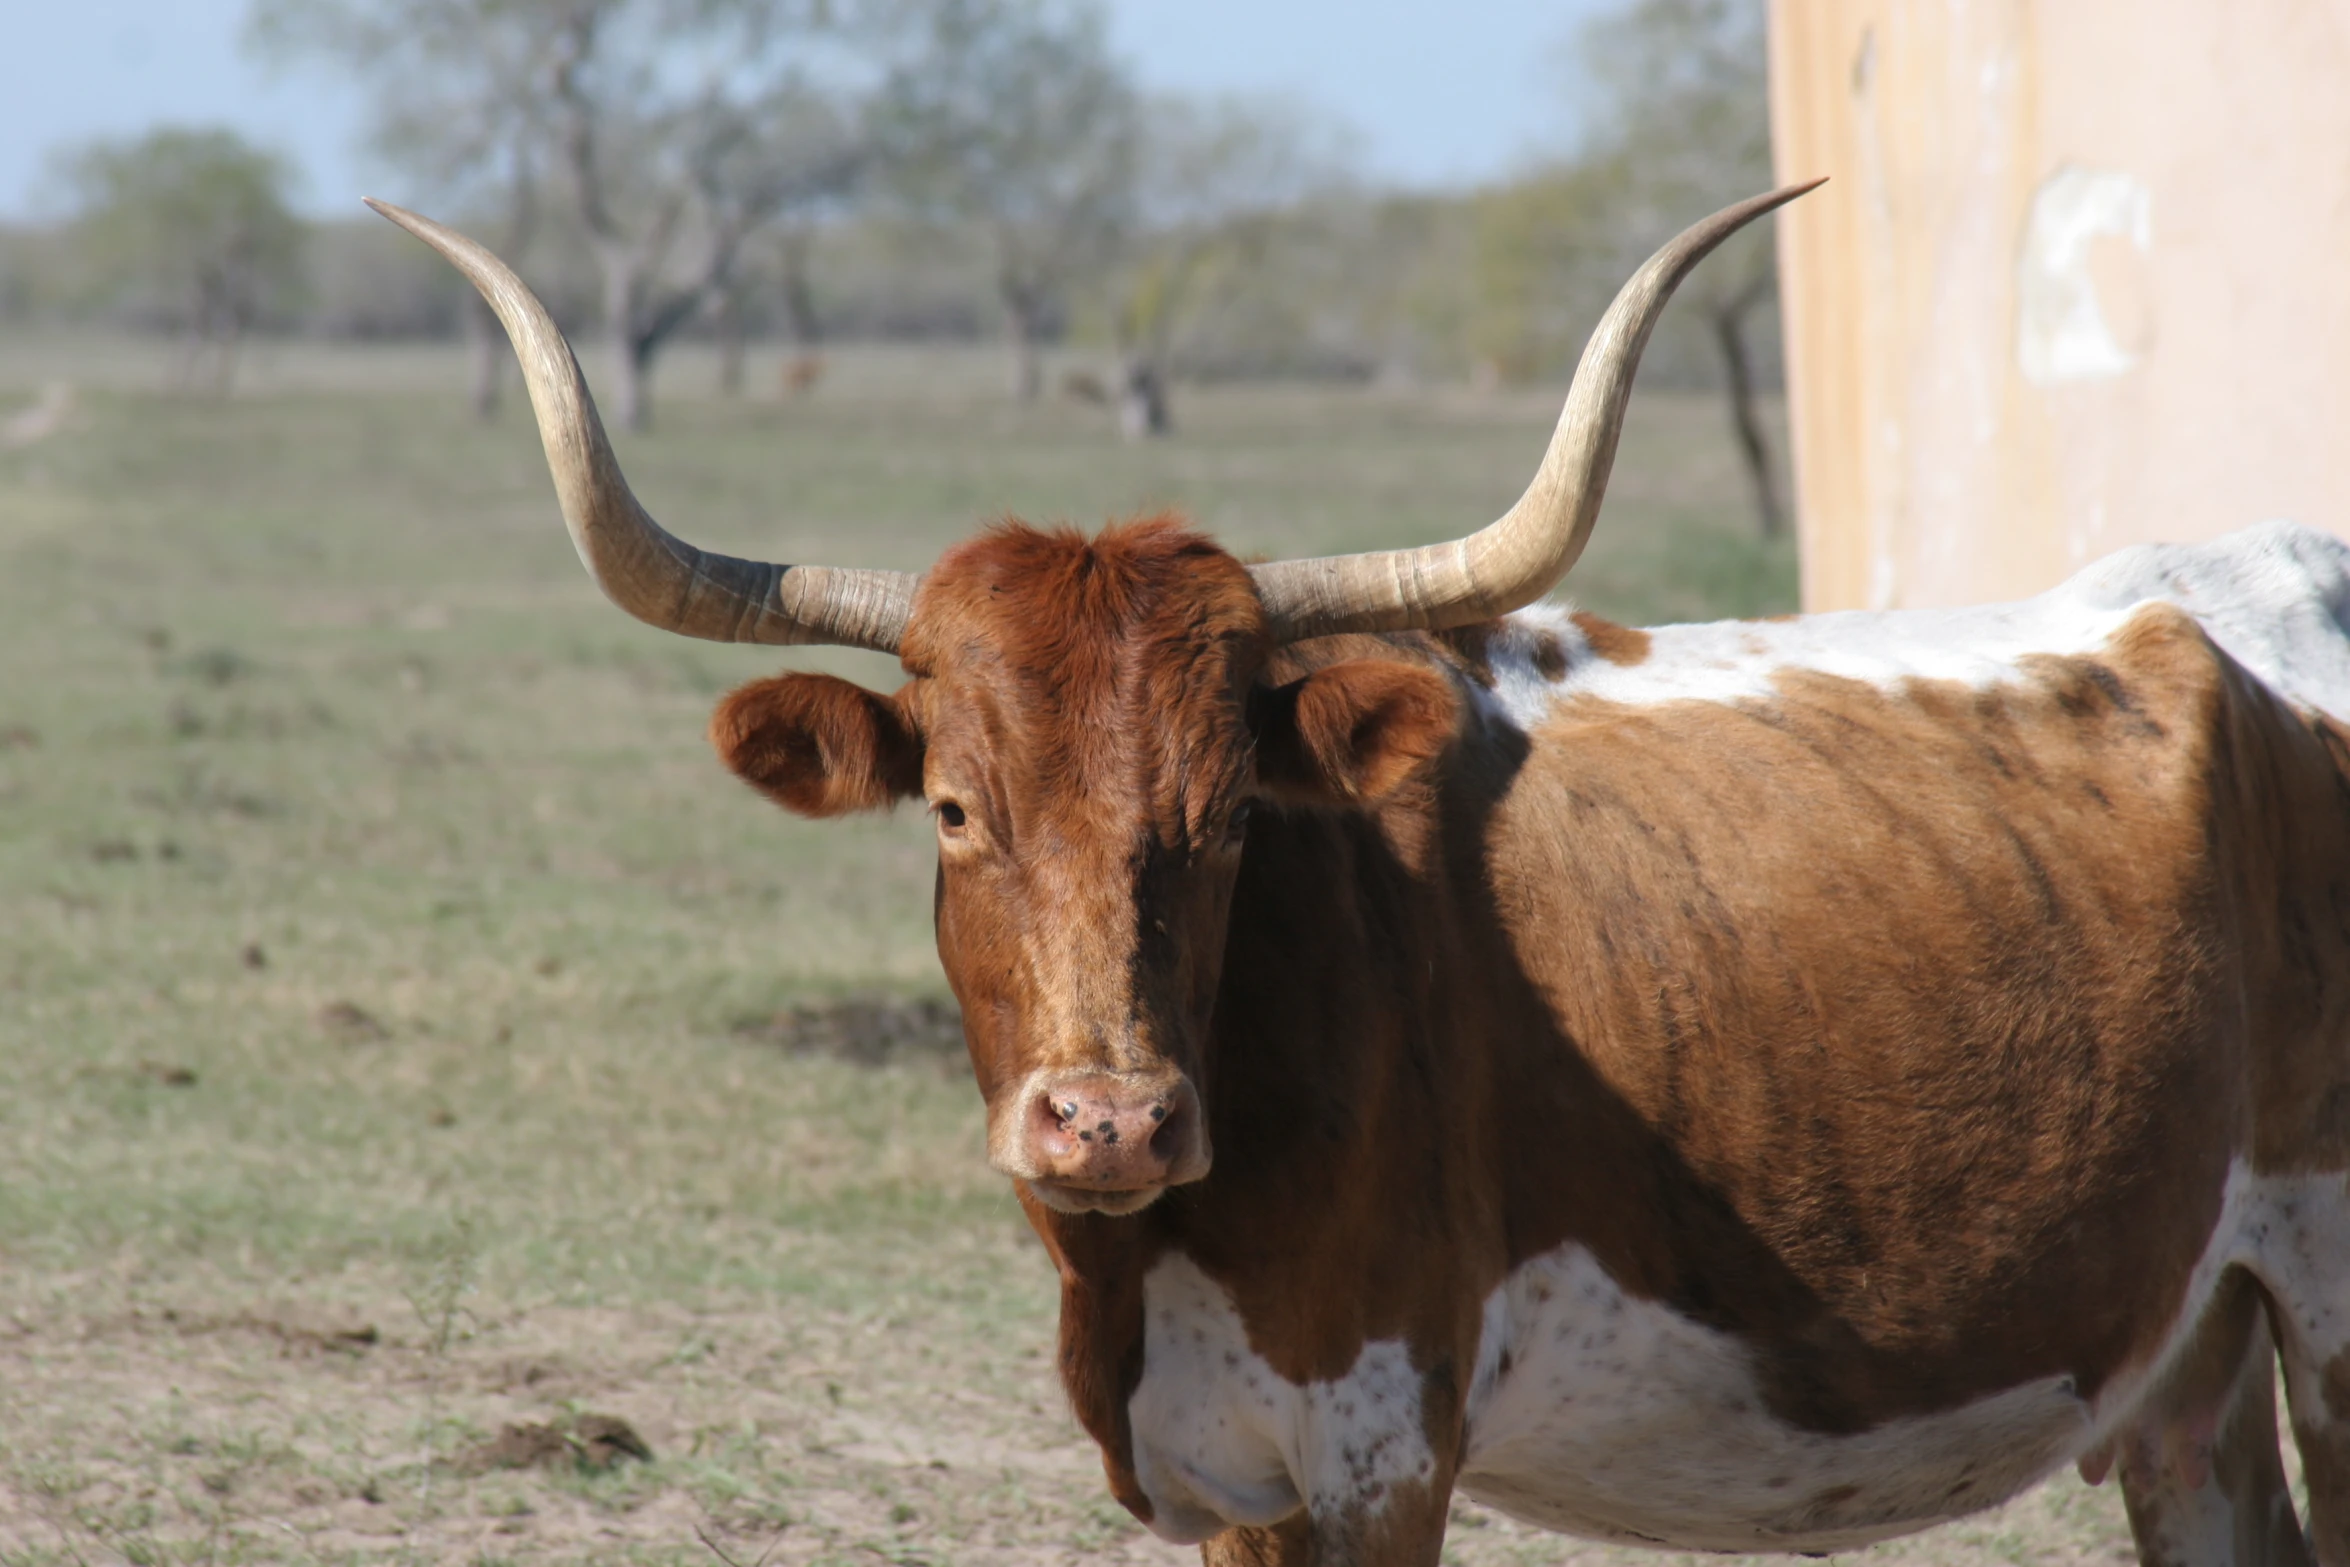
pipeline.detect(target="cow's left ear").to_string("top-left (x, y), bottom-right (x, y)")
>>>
top-left (711, 672), bottom-right (925, 817)
top-left (1253, 660), bottom-right (1459, 806)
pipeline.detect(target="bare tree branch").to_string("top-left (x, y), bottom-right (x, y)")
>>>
top-left (251, 0), bottom-right (867, 430)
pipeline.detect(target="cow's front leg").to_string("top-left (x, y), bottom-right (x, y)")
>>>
top-left (1199, 1472), bottom-right (1456, 1566)
top-left (1201, 1512), bottom-right (1313, 1567)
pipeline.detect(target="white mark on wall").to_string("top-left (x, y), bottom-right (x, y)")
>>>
top-left (2016, 165), bottom-right (2153, 386)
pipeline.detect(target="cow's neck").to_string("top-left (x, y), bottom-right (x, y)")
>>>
top-left (1023, 767), bottom-right (1534, 1497)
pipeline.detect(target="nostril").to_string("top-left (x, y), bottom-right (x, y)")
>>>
top-left (1029, 1092), bottom-right (1081, 1157)
top-left (1147, 1101), bottom-right (1188, 1166)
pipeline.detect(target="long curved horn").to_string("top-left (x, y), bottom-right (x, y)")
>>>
top-left (1247, 180), bottom-right (1825, 642)
top-left (366, 200), bottom-right (916, 654)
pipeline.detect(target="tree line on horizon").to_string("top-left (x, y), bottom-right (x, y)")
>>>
top-left (0, 0), bottom-right (1787, 533)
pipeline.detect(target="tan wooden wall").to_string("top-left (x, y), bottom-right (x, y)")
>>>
top-left (1767, 0), bottom-right (2350, 612)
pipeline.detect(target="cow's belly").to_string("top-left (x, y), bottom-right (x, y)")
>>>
top-left (1454, 1245), bottom-right (2090, 1552)
top-left (1129, 1182), bottom-right (2263, 1553)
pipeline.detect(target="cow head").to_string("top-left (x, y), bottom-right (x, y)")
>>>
top-left (707, 519), bottom-right (1460, 1213)
top-left (367, 181), bottom-right (1816, 1215)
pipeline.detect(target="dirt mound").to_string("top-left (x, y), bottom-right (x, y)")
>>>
top-left (732, 996), bottom-right (964, 1068)
top-left (457, 1413), bottom-right (651, 1474)
top-left (318, 1000), bottom-right (389, 1042)
top-left (132, 1306), bottom-right (381, 1358)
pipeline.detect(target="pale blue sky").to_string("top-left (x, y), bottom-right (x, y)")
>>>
top-left (0, 0), bottom-right (1615, 218)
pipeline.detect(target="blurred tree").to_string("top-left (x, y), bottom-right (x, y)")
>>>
top-left (250, 0), bottom-right (865, 431)
top-left (0, 224), bottom-right (72, 325)
top-left (1467, 162), bottom-right (1619, 388)
top-left (1468, 0), bottom-right (1779, 532)
top-left (693, 85), bottom-right (867, 397)
top-left (870, 0), bottom-right (1140, 401)
top-left (1574, 0), bottom-right (1783, 536)
top-left (302, 218), bottom-right (476, 338)
top-left (711, 219), bottom-right (833, 397)
top-left (248, 0), bottom-right (555, 419)
top-left (773, 225), bottom-right (825, 376)
top-left (466, 154), bottom-right (539, 419)
top-left (1099, 95), bottom-right (1351, 437)
top-left (54, 128), bottom-right (306, 395)
top-left (567, 58), bottom-right (867, 428)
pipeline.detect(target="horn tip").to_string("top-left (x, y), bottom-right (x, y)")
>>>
top-left (364, 198), bottom-right (435, 241)
top-left (1765, 176), bottom-right (1830, 210)
top-left (1734, 177), bottom-right (1830, 228)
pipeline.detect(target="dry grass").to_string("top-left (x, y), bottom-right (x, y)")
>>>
top-left (0, 339), bottom-right (2140, 1564)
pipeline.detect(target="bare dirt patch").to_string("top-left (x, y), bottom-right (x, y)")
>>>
top-left (0, 1279), bottom-right (1173, 1566)
top-left (732, 996), bottom-right (966, 1070)
top-left (156, 1306), bottom-right (381, 1356)
top-left (0, 1275), bottom-right (2151, 1567)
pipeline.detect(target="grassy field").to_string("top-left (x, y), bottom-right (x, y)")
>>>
top-left (0, 339), bottom-right (2136, 1565)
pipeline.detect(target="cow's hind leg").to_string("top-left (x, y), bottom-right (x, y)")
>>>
top-left (2279, 1321), bottom-right (2350, 1567)
top-left (2119, 1274), bottom-right (2310, 1567)
top-left (2258, 1174), bottom-right (2350, 1567)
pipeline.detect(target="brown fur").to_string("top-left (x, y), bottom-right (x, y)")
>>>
top-left (1569, 610), bottom-right (1653, 666)
top-left (710, 673), bottom-right (921, 816)
top-left (1254, 661), bottom-right (1459, 806)
top-left (710, 521), bottom-right (2350, 1566)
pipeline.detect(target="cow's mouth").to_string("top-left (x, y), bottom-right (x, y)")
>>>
top-left (1025, 1178), bottom-right (1168, 1217)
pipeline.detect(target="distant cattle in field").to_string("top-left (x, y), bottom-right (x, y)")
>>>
top-left (779, 354), bottom-right (824, 397)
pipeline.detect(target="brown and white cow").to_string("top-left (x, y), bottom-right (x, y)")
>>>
top-left (375, 187), bottom-right (2350, 1567)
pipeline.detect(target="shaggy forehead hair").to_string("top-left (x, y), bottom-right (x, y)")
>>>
top-left (901, 518), bottom-right (1273, 839)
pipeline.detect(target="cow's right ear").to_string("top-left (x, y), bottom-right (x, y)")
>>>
top-left (1253, 659), bottom-right (1459, 807)
top-left (710, 673), bottom-right (925, 817)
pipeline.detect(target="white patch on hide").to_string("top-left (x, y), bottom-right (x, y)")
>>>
top-left (1471, 604), bottom-right (1588, 734)
top-left (1126, 1251), bottom-right (1435, 1545)
top-left (1452, 1163), bottom-right (2350, 1554)
top-left (1471, 522), bottom-right (2350, 727)
top-left (1454, 1244), bottom-right (2088, 1552)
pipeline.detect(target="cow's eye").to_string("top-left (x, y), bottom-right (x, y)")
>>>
top-left (935, 800), bottom-right (968, 833)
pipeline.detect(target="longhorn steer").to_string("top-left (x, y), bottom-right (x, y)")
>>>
top-left (376, 187), bottom-right (2350, 1567)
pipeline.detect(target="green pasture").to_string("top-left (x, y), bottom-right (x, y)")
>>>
top-left (0, 342), bottom-right (2136, 1565)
